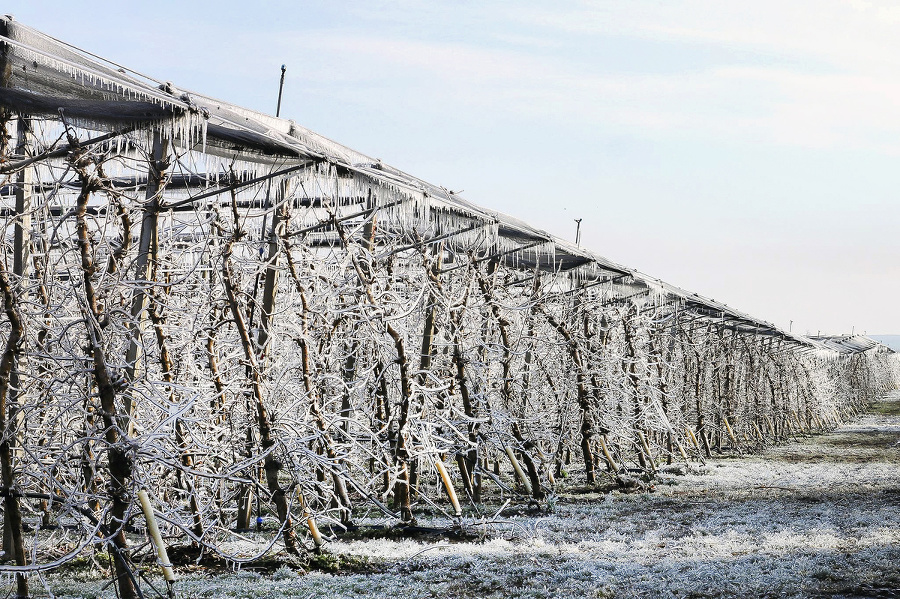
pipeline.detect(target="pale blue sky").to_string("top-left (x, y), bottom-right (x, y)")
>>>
top-left (9, 1), bottom-right (900, 335)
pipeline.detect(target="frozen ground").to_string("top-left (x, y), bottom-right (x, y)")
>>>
top-left (36, 392), bottom-right (900, 598)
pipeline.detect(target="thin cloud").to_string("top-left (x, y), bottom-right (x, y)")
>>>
top-left (273, 25), bottom-right (900, 153)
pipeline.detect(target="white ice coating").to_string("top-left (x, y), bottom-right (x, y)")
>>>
top-left (5, 36), bottom-right (184, 111)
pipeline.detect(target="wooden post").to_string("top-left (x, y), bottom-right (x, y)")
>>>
top-left (256, 179), bottom-right (291, 359)
top-left (637, 431), bottom-right (657, 472)
top-left (723, 416), bottom-right (738, 446)
top-left (764, 414), bottom-right (775, 436)
top-left (792, 410), bottom-right (805, 433)
top-left (236, 484), bottom-right (254, 531)
top-left (138, 490), bottom-right (175, 585)
top-left (685, 427), bottom-right (701, 452)
top-left (297, 490), bottom-right (324, 550)
top-left (434, 457), bottom-right (462, 517)
top-left (752, 421), bottom-right (763, 442)
top-left (123, 133), bottom-right (169, 427)
top-left (676, 438), bottom-right (690, 463)
top-left (504, 446), bottom-right (532, 495)
top-left (0, 114), bottom-right (30, 597)
top-left (12, 118), bottom-right (30, 280)
top-left (454, 453), bottom-right (475, 498)
top-left (599, 435), bottom-right (619, 473)
top-left (696, 415), bottom-right (713, 458)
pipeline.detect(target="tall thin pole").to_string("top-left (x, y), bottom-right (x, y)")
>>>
top-left (574, 218), bottom-right (582, 247)
top-left (276, 65), bottom-right (286, 118)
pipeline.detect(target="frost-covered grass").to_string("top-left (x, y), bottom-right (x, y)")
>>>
top-left (25, 392), bottom-right (900, 598)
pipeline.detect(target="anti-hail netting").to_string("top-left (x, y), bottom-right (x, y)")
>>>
top-left (0, 93), bottom-right (897, 595)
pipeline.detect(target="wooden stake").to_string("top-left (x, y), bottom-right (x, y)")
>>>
top-left (504, 446), bottom-right (532, 495)
top-left (685, 427), bottom-right (701, 452)
top-left (599, 435), bottom-right (619, 472)
top-left (434, 457), bottom-right (462, 517)
top-left (723, 416), bottom-right (738, 446)
top-left (791, 410), bottom-right (805, 433)
top-left (675, 439), bottom-right (689, 463)
top-left (297, 490), bottom-right (324, 550)
top-left (637, 431), bottom-right (657, 472)
top-left (237, 482), bottom-right (254, 530)
top-left (754, 422), bottom-right (765, 442)
top-left (138, 490), bottom-right (175, 584)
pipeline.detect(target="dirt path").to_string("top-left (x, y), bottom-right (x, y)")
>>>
top-left (48, 393), bottom-right (900, 598)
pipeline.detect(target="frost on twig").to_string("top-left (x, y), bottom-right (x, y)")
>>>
top-left (0, 78), bottom-right (893, 599)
